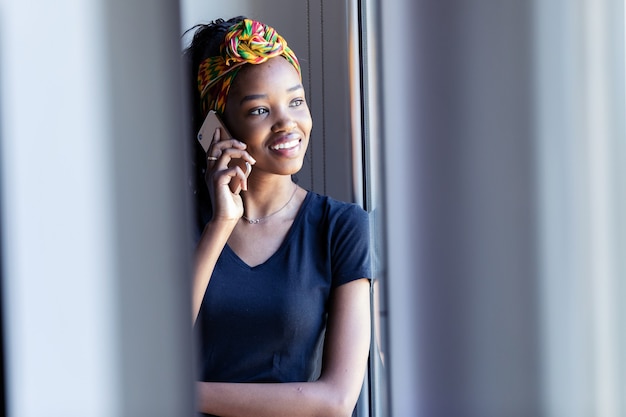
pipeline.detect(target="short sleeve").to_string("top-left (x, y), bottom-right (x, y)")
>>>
top-left (329, 204), bottom-right (372, 287)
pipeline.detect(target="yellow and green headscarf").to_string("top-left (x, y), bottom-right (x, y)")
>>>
top-left (197, 18), bottom-right (301, 116)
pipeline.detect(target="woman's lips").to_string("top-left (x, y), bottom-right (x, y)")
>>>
top-left (270, 138), bottom-right (300, 151)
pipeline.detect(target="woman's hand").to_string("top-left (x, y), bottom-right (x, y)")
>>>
top-left (204, 127), bottom-right (256, 222)
top-left (192, 127), bottom-right (256, 323)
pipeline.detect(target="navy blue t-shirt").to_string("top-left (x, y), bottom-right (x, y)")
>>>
top-left (194, 191), bottom-right (371, 386)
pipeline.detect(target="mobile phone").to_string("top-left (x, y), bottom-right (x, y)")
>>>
top-left (197, 110), bottom-right (233, 152)
top-left (197, 110), bottom-right (251, 193)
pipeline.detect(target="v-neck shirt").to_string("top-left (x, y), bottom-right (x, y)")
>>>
top-left (194, 191), bottom-right (371, 384)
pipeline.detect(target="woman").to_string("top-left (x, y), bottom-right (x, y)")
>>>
top-left (185, 17), bottom-right (371, 417)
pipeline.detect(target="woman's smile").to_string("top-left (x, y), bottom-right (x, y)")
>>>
top-left (269, 135), bottom-right (302, 155)
top-left (222, 57), bottom-right (313, 176)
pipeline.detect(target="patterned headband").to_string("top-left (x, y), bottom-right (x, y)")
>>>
top-left (197, 18), bottom-right (301, 116)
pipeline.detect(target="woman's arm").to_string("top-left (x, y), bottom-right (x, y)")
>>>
top-left (192, 129), bottom-right (256, 323)
top-left (192, 218), bottom-right (237, 323)
top-left (196, 278), bottom-right (372, 417)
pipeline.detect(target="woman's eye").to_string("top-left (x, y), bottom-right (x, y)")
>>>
top-left (250, 108), bottom-right (268, 116)
top-left (290, 98), bottom-right (304, 107)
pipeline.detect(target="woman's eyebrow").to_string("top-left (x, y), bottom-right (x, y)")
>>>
top-left (240, 94), bottom-right (267, 104)
top-left (287, 84), bottom-right (303, 92)
top-left (240, 84), bottom-right (304, 104)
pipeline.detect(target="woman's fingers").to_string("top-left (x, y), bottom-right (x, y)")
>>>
top-left (208, 139), bottom-right (249, 159)
top-left (221, 145), bottom-right (255, 162)
top-left (206, 134), bottom-right (255, 173)
top-left (203, 127), bottom-right (255, 206)
top-left (205, 144), bottom-right (253, 192)
top-left (205, 133), bottom-right (255, 191)
top-left (205, 126), bottom-right (222, 161)
top-left (207, 163), bottom-right (250, 194)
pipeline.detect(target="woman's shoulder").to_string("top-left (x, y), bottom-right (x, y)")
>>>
top-left (304, 191), bottom-right (366, 213)
top-left (303, 191), bottom-right (369, 227)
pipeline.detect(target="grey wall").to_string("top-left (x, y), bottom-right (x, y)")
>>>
top-left (0, 1), bottom-right (194, 416)
top-left (380, 2), bottom-right (540, 416)
top-left (378, 0), bottom-right (626, 416)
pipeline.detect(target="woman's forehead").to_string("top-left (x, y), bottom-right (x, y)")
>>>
top-left (232, 58), bottom-right (301, 92)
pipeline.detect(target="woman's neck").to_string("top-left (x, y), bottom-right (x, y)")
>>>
top-left (240, 175), bottom-right (298, 220)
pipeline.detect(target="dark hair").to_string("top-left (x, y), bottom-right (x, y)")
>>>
top-left (183, 16), bottom-right (246, 234)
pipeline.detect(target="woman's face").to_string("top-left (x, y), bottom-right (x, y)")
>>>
top-left (222, 57), bottom-right (312, 177)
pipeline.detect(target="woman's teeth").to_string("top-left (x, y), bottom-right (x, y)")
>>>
top-left (271, 139), bottom-right (299, 150)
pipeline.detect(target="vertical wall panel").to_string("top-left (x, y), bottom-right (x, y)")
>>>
top-left (534, 0), bottom-right (626, 416)
top-left (378, 1), bottom-right (541, 416)
top-left (0, 1), bottom-right (121, 415)
top-left (101, 1), bottom-right (195, 415)
top-left (0, 0), bottom-right (194, 416)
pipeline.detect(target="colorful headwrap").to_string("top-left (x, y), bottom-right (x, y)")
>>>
top-left (197, 18), bottom-right (301, 116)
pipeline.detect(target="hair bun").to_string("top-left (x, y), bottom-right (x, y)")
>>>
top-left (224, 19), bottom-right (287, 66)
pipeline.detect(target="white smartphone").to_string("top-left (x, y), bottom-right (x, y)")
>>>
top-left (197, 110), bottom-right (251, 193)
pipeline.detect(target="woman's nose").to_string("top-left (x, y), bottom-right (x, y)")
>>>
top-left (271, 114), bottom-right (297, 133)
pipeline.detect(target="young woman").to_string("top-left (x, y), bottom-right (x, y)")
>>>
top-left (185, 17), bottom-right (371, 417)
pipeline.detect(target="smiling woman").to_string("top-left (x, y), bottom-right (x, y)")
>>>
top-left (184, 17), bottom-right (372, 417)
top-left (221, 58), bottom-right (312, 179)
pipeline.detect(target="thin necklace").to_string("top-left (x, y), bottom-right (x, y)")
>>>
top-left (242, 183), bottom-right (298, 224)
